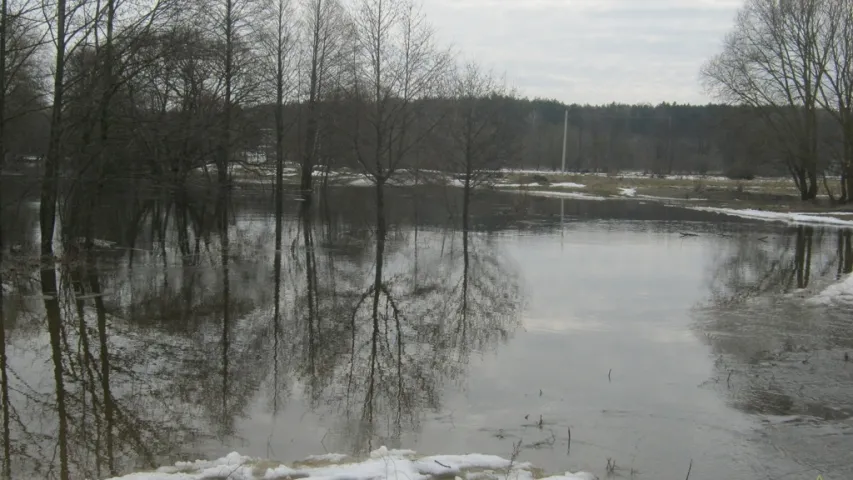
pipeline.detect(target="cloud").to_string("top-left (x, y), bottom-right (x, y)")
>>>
top-left (421, 0), bottom-right (740, 104)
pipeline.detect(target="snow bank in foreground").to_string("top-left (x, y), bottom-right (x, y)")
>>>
top-left (808, 275), bottom-right (853, 306)
top-left (688, 207), bottom-right (853, 227)
top-left (106, 448), bottom-right (598, 480)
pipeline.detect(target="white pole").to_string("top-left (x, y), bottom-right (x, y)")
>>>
top-left (561, 109), bottom-right (568, 172)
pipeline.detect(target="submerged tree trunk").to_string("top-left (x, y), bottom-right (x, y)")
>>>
top-left (272, 179), bottom-right (284, 413)
top-left (43, 267), bottom-right (69, 480)
top-left (219, 191), bottom-right (231, 436)
top-left (845, 136), bottom-right (853, 202)
top-left (301, 102), bottom-right (318, 202)
top-left (89, 266), bottom-right (115, 475)
top-left (0, 208), bottom-right (9, 480)
top-left (302, 204), bottom-right (318, 376)
top-left (795, 226), bottom-right (814, 288)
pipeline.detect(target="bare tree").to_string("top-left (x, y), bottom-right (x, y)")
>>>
top-left (443, 62), bottom-right (520, 230)
top-left (297, 0), bottom-right (349, 201)
top-left (817, 0), bottom-right (853, 200)
top-left (346, 0), bottom-right (449, 210)
top-left (701, 0), bottom-right (832, 200)
top-left (201, 0), bottom-right (263, 189)
top-left (259, 0), bottom-right (297, 241)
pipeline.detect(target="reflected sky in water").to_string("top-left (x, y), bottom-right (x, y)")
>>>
top-left (1, 183), bottom-right (852, 480)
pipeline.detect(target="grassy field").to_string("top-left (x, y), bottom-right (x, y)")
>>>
top-left (496, 171), bottom-right (853, 214)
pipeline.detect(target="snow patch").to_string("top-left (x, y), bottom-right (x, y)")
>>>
top-left (302, 453), bottom-right (350, 463)
top-left (618, 187), bottom-right (637, 197)
top-left (524, 190), bottom-right (608, 201)
top-left (550, 182), bottom-right (586, 189)
top-left (688, 207), bottom-right (853, 227)
top-left (106, 448), bottom-right (598, 480)
top-left (808, 274), bottom-right (853, 306)
top-left (348, 177), bottom-right (375, 187)
top-left (495, 183), bottom-right (541, 188)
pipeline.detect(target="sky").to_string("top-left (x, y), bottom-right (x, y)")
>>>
top-left (421, 0), bottom-right (743, 105)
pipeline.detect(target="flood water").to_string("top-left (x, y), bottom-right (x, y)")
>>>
top-left (1, 181), bottom-right (852, 480)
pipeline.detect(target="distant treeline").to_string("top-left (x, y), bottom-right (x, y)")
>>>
top-left (2, 95), bottom-right (810, 180)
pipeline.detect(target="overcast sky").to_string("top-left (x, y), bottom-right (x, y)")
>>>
top-left (421, 0), bottom-right (742, 105)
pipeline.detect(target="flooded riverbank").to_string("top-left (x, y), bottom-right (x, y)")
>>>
top-left (1, 183), bottom-right (852, 479)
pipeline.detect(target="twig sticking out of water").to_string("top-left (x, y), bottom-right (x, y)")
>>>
top-left (726, 370), bottom-right (733, 388)
top-left (679, 232), bottom-right (699, 238)
top-left (757, 237), bottom-right (768, 243)
top-left (538, 415), bottom-right (543, 429)
top-left (567, 427), bottom-right (571, 455)
top-left (435, 460), bottom-right (451, 468)
top-left (684, 459), bottom-right (693, 480)
top-left (608, 369), bottom-right (612, 382)
top-left (606, 458), bottom-right (617, 475)
top-left (505, 439), bottom-right (523, 480)
top-left (320, 430), bottom-right (329, 453)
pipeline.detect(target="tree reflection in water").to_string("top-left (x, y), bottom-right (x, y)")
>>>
top-left (697, 226), bottom-right (853, 422)
top-left (695, 226), bottom-right (853, 478)
top-left (0, 185), bottom-right (523, 478)
top-left (285, 189), bottom-right (523, 456)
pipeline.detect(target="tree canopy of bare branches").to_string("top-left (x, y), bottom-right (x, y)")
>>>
top-left (702, 0), bottom-right (853, 202)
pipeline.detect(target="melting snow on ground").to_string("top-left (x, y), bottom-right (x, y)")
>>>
top-left (618, 187), bottom-right (637, 197)
top-left (348, 177), bottom-right (375, 187)
top-left (106, 448), bottom-right (598, 480)
top-left (688, 207), bottom-right (853, 227)
top-left (495, 183), bottom-right (542, 188)
top-left (549, 182), bottom-right (586, 188)
top-left (808, 274), bottom-right (853, 306)
top-left (525, 190), bottom-right (608, 201)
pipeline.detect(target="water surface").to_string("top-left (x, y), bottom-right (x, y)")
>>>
top-left (1, 183), bottom-right (852, 479)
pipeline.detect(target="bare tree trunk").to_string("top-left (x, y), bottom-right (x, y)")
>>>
top-left (274, 15), bottom-right (285, 230)
top-left (220, 0), bottom-right (234, 191)
top-left (0, 0), bottom-right (9, 470)
top-left (42, 0), bottom-right (68, 258)
top-left (300, 83), bottom-right (318, 202)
